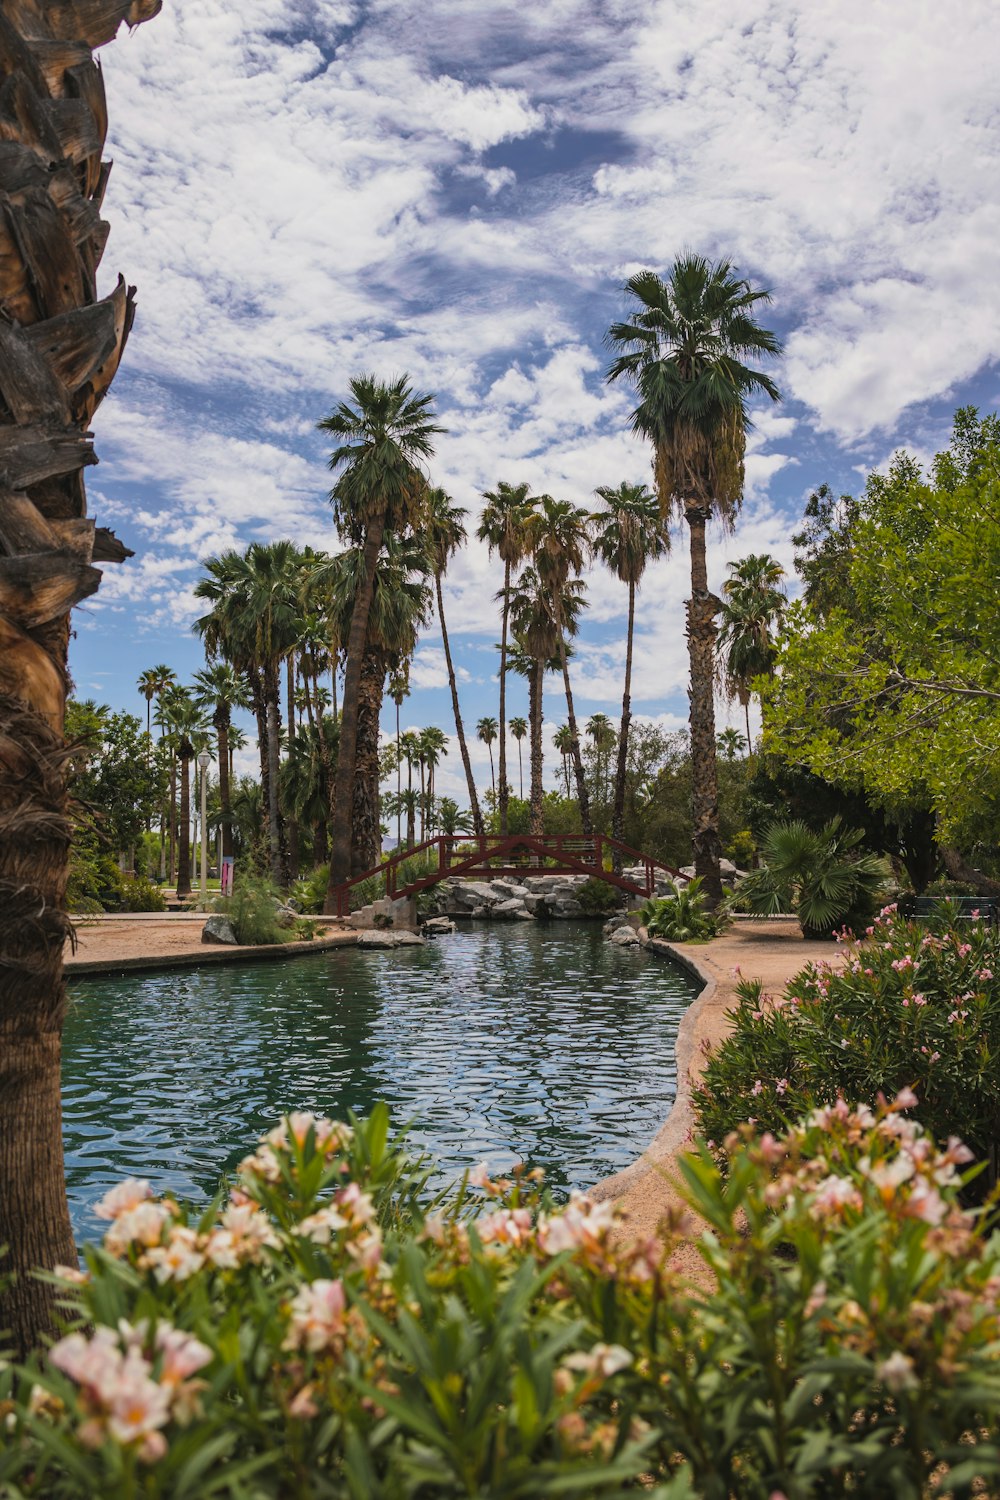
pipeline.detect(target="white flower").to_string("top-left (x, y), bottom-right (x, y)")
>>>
top-left (562, 1343), bottom-right (632, 1380)
top-left (94, 1179), bottom-right (153, 1221)
top-left (876, 1350), bottom-right (918, 1393)
top-left (283, 1279), bottom-right (347, 1353)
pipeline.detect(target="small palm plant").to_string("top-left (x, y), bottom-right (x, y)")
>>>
top-left (640, 877), bottom-right (725, 943)
top-left (738, 818), bottom-right (888, 938)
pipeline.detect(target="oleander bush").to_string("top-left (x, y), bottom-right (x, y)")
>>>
top-left (694, 905), bottom-right (1000, 1188)
top-left (640, 877), bottom-right (727, 943)
top-left (3, 1098), bottom-right (999, 1497)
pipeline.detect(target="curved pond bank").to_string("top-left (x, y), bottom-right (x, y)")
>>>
top-left (64, 921), bottom-right (699, 1246)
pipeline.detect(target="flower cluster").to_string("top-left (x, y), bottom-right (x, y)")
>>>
top-left (96, 1178), bottom-right (279, 1281)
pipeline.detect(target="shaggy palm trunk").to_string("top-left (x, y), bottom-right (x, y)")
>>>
top-left (216, 711), bottom-right (233, 860)
top-left (743, 696), bottom-right (753, 759)
top-left (325, 513), bottom-right (385, 907)
top-left (285, 653), bottom-right (299, 878)
top-left (556, 627), bottom-right (593, 837)
top-left (167, 759), bottom-right (177, 883)
top-left (498, 564), bottom-right (510, 834)
top-left (528, 662), bottom-right (545, 836)
top-left (351, 647), bottom-right (384, 876)
top-left (611, 582), bottom-right (636, 872)
top-left (685, 506), bottom-right (723, 902)
top-left (405, 799), bottom-right (416, 849)
top-left (176, 751), bottom-right (192, 899)
top-left (264, 687), bottom-right (284, 886)
top-left (395, 700), bottom-right (402, 848)
top-left (437, 573), bottom-right (483, 836)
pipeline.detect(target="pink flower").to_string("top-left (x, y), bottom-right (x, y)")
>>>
top-left (94, 1179), bottom-right (153, 1221)
top-left (811, 1175), bottom-right (862, 1218)
top-left (776, 1079), bottom-right (789, 1096)
top-left (284, 1279), bottom-right (347, 1353)
top-left (892, 1087), bottom-right (918, 1110)
top-left (478, 1207), bottom-right (534, 1248)
top-left (562, 1343), bottom-right (632, 1380)
top-left (751, 1080), bottom-right (763, 1097)
top-left (143, 1226), bottom-right (205, 1284)
top-left (289, 1384), bottom-right (319, 1419)
top-left (905, 1180), bottom-right (947, 1226)
top-left (155, 1326), bottom-right (211, 1385)
top-left (876, 1351), bottom-right (917, 1394)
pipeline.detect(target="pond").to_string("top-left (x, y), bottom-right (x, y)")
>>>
top-left (62, 922), bottom-right (700, 1245)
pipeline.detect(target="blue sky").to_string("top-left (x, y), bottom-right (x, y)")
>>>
top-left (73, 0), bottom-right (1000, 803)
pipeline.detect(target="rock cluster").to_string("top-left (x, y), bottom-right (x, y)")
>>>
top-left (357, 929), bottom-right (424, 949)
top-left (420, 874), bottom-right (622, 924)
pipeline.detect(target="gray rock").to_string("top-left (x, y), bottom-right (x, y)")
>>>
top-left (603, 913), bottom-right (630, 935)
top-left (422, 916), bottom-right (456, 935)
top-left (610, 925), bottom-right (641, 946)
top-left (455, 881), bottom-right (501, 906)
top-left (550, 899), bottom-right (584, 919)
top-left (393, 930), bottom-right (424, 946)
top-left (357, 929), bottom-right (424, 949)
top-left (202, 915), bottom-right (238, 945)
top-left (492, 898), bottom-right (530, 919)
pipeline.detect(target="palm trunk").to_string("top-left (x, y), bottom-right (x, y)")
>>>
top-left (556, 625), bottom-right (593, 836)
top-left (436, 572), bottom-right (483, 836)
top-left (265, 687), bottom-right (284, 886)
top-left (518, 742), bottom-right (524, 800)
top-left (744, 697), bottom-right (753, 759)
top-left (177, 753), bottom-right (192, 899)
top-left (286, 653), bottom-right (295, 748)
top-left (168, 759), bottom-right (177, 884)
top-left (611, 581), bottom-right (635, 870)
top-left (351, 648), bottom-right (384, 876)
top-left (529, 662), bottom-right (545, 836)
top-left (686, 506), bottom-right (722, 901)
top-left (488, 746), bottom-right (495, 796)
top-left (216, 711), bottom-right (233, 860)
top-left (498, 564), bottom-right (510, 834)
top-left (419, 760), bottom-right (426, 842)
top-left (395, 700), bottom-right (402, 848)
top-left (325, 512), bottom-right (385, 906)
top-left (406, 799), bottom-right (415, 849)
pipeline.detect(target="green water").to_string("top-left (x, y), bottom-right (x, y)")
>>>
top-left (63, 922), bottom-right (699, 1245)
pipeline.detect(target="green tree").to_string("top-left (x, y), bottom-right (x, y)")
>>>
top-left (606, 255), bottom-right (781, 899)
top-left (427, 488), bottom-right (483, 836)
top-left (591, 481), bottom-right (668, 860)
top-left (318, 375), bottom-right (441, 904)
top-left (477, 716), bottom-right (498, 798)
top-left (478, 481), bottom-right (538, 834)
top-left (716, 552), bottom-right (786, 753)
top-left (509, 716), bottom-right (528, 800)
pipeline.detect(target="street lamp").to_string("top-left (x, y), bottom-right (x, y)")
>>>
top-left (197, 748), bottom-right (211, 908)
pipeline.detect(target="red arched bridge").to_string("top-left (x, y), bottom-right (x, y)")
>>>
top-left (330, 833), bottom-right (683, 917)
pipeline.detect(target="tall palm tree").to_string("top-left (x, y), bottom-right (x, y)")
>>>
top-left (554, 723), bottom-right (574, 800)
top-left (586, 713), bottom-right (617, 811)
top-left (477, 717), bottom-right (498, 798)
top-left (428, 488), bottom-right (484, 836)
top-left (319, 375), bottom-right (442, 907)
top-left (388, 667), bottom-right (409, 848)
top-left (419, 725), bottom-right (448, 834)
top-left (526, 496), bottom-right (594, 836)
top-left (510, 716), bottom-right (528, 799)
top-left (510, 574), bottom-right (585, 834)
top-left (478, 481), bottom-right (538, 835)
top-left (716, 553), bottom-right (786, 753)
top-left (591, 481), bottom-right (669, 860)
top-left (0, 0), bottom-right (160, 1355)
top-left (606, 255), bottom-right (781, 898)
top-left (716, 726), bottom-right (748, 761)
top-left (160, 693), bottom-right (211, 901)
top-left (137, 669), bottom-right (160, 753)
top-left (193, 663), bottom-right (250, 861)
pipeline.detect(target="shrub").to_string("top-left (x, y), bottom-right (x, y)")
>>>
top-left (115, 873), bottom-right (166, 913)
top-left (3, 1099), bottom-right (1000, 1496)
top-left (213, 873), bottom-right (289, 946)
top-left (737, 816), bottom-right (889, 937)
top-left (693, 905), bottom-right (1000, 1188)
top-left (640, 876), bottom-right (726, 942)
top-left (725, 827), bottom-right (756, 868)
top-left (291, 864), bottom-right (330, 915)
top-left (576, 876), bottom-right (624, 916)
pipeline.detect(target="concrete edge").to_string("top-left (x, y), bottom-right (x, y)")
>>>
top-left (589, 937), bottom-right (717, 1203)
top-left (66, 930), bottom-right (358, 979)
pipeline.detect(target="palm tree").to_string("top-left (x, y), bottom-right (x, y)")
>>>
top-left (716, 726), bottom-right (748, 761)
top-left (591, 481), bottom-right (669, 860)
top-left (526, 496), bottom-right (594, 836)
top-left (438, 797), bottom-right (473, 836)
top-left (586, 713), bottom-right (617, 810)
top-left (160, 693), bottom-right (211, 902)
top-left (554, 723), bottom-right (574, 799)
top-left (193, 662), bottom-right (250, 860)
top-left (428, 488), bottom-right (484, 836)
top-left (478, 481), bottom-right (538, 834)
top-left (606, 255), bottom-right (781, 899)
top-left (138, 664), bottom-right (176, 862)
top-left (509, 574), bottom-right (585, 834)
top-left (137, 669), bottom-right (160, 752)
top-left (716, 553), bottom-right (787, 753)
top-left (419, 725), bottom-right (448, 834)
top-left (388, 667), bottom-right (409, 848)
top-left (510, 716), bottom-right (528, 799)
top-left (477, 717), bottom-right (498, 798)
top-left (318, 375), bottom-right (442, 907)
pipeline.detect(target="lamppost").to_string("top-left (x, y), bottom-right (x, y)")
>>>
top-left (198, 747), bottom-right (211, 909)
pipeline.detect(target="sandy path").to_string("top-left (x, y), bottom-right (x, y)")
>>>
top-left (65, 915), bottom-right (356, 974)
top-left (592, 919), bottom-right (846, 1276)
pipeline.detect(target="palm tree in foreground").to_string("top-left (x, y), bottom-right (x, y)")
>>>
top-left (606, 256), bottom-right (781, 899)
top-left (427, 488), bottom-right (483, 836)
top-left (591, 481), bottom-right (668, 862)
top-left (478, 481), bottom-right (537, 834)
top-left (716, 552), bottom-right (786, 754)
top-left (510, 716), bottom-right (528, 799)
top-left (477, 716), bottom-right (498, 798)
top-left (320, 375), bottom-right (442, 908)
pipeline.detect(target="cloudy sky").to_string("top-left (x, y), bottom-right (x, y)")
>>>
top-left (73, 0), bottom-right (1000, 802)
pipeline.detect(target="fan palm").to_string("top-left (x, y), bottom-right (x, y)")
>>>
top-left (319, 375), bottom-right (442, 905)
top-left (606, 255), bottom-right (781, 898)
top-left (739, 818), bottom-right (888, 939)
top-left (388, 667), bottom-right (409, 849)
top-left (193, 663), bottom-right (250, 860)
top-left (427, 488), bottom-right (483, 836)
top-left (419, 725), bottom-right (448, 835)
top-left (586, 713), bottom-right (617, 810)
top-left (477, 717), bottom-right (498, 797)
top-left (525, 497), bottom-right (593, 835)
top-left (510, 572), bottom-right (584, 833)
top-left (553, 723), bottom-right (574, 800)
top-left (478, 481), bottom-right (539, 833)
top-left (716, 552), bottom-right (786, 753)
top-left (591, 481), bottom-right (669, 858)
top-left (159, 692), bottom-right (211, 901)
top-left (509, 716), bottom-right (528, 799)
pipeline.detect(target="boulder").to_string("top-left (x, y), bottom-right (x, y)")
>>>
top-left (202, 915), bottom-right (238, 945)
top-left (393, 930), bottom-right (424, 946)
top-left (455, 881), bottom-right (501, 906)
top-left (610, 925), bottom-right (641, 946)
top-left (490, 880), bottom-right (531, 900)
top-left (357, 929), bottom-right (424, 949)
top-left (603, 913), bottom-right (631, 935)
top-left (492, 898), bottom-right (530, 920)
top-left (422, 916), bottom-right (456, 935)
top-left (550, 899), bottom-right (584, 919)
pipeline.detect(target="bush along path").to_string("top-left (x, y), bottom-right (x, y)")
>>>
top-left (2, 1100), bottom-right (999, 1496)
top-left (693, 903), bottom-right (1000, 1196)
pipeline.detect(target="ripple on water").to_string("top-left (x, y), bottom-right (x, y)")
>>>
top-left (62, 922), bottom-right (699, 1244)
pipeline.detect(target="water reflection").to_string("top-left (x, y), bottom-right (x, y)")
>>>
top-left (63, 922), bottom-right (699, 1244)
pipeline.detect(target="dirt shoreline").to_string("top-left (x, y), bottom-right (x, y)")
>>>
top-left (65, 915), bottom-right (357, 976)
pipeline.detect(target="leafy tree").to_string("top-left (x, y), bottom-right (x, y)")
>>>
top-left (318, 375), bottom-right (441, 904)
top-left (66, 703), bottom-right (166, 874)
top-left (591, 481), bottom-right (668, 859)
top-left (478, 481), bottom-right (538, 833)
top-left (606, 256), bottom-right (781, 899)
